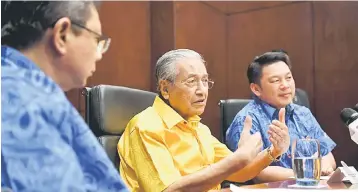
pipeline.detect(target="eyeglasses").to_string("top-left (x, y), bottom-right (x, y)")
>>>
top-left (181, 77), bottom-right (214, 89)
top-left (71, 22), bottom-right (111, 54)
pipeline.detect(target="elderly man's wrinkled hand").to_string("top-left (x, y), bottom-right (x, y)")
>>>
top-left (235, 115), bottom-right (263, 166)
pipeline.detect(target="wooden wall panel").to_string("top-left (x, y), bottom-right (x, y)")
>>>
top-left (225, 1), bottom-right (289, 14)
top-left (88, 1), bottom-right (151, 91)
top-left (150, 1), bottom-right (175, 92)
top-left (66, 2), bottom-right (151, 116)
top-left (203, 1), bottom-right (227, 14)
top-left (227, 2), bottom-right (315, 113)
top-left (174, 2), bottom-right (227, 139)
top-left (314, 2), bottom-right (358, 167)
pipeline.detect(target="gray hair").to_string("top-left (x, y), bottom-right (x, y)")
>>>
top-left (155, 49), bottom-right (205, 91)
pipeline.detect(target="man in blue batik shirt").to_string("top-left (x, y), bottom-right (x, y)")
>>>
top-left (226, 51), bottom-right (337, 183)
top-left (1, 1), bottom-right (127, 191)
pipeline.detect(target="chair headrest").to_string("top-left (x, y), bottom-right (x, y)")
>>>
top-left (84, 85), bottom-right (157, 136)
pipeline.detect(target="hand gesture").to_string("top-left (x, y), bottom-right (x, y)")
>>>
top-left (267, 108), bottom-right (290, 156)
top-left (235, 115), bottom-right (263, 164)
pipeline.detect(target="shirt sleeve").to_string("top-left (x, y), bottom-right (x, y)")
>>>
top-left (128, 124), bottom-right (182, 192)
top-left (308, 111), bottom-right (337, 156)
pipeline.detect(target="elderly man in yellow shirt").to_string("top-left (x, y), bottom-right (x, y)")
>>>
top-left (118, 49), bottom-right (291, 192)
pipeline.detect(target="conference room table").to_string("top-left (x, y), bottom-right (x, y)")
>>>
top-left (219, 179), bottom-right (353, 191)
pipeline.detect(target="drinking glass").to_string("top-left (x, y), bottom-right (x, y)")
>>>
top-left (292, 138), bottom-right (321, 186)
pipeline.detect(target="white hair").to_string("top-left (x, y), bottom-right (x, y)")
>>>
top-left (155, 49), bottom-right (205, 91)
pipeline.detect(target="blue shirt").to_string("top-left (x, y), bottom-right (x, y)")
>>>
top-left (225, 97), bottom-right (336, 168)
top-left (1, 46), bottom-right (128, 191)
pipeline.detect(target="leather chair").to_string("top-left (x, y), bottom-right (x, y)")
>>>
top-left (218, 99), bottom-right (251, 144)
top-left (82, 85), bottom-right (157, 169)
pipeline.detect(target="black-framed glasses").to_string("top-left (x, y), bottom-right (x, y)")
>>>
top-left (181, 77), bottom-right (214, 89)
top-left (50, 19), bottom-right (111, 54)
top-left (71, 22), bottom-right (111, 54)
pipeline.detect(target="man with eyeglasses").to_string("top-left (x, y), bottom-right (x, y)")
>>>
top-left (118, 49), bottom-right (291, 191)
top-left (1, 1), bottom-right (126, 191)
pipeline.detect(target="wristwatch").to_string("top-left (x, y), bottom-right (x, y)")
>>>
top-left (266, 147), bottom-right (281, 162)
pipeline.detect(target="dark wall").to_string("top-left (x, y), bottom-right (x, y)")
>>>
top-left (66, 1), bottom-right (358, 167)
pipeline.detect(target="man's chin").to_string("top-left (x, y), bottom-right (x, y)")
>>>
top-left (193, 108), bottom-right (205, 116)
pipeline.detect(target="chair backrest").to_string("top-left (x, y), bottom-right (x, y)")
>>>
top-left (82, 85), bottom-right (157, 168)
top-left (218, 99), bottom-right (252, 143)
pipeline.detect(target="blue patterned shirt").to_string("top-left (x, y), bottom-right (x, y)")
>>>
top-left (1, 46), bottom-right (128, 191)
top-left (225, 97), bottom-right (336, 168)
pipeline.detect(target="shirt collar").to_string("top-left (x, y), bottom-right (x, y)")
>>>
top-left (253, 95), bottom-right (295, 119)
top-left (1, 46), bottom-right (41, 71)
top-left (153, 96), bottom-right (201, 129)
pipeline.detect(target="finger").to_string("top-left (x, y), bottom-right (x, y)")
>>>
top-left (268, 129), bottom-right (281, 142)
top-left (269, 125), bottom-right (284, 139)
top-left (269, 136), bottom-right (278, 147)
top-left (271, 120), bottom-right (288, 131)
top-left (279, 108), bottom-right (286, 123)
top-left (242, 115), bottom-right (253, 134)
top-left (252, 132), bottom-right (263, 146)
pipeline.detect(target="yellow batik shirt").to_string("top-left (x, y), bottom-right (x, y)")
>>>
top-left (118, 96), bottom-right (233, 192)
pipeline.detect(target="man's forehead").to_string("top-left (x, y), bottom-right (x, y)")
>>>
top-left (262, 62), bottom-right (291, 77)
top-left (86, 5), bottom-right (102, 34)
top-left (176, 58), bottom-right (207, 75)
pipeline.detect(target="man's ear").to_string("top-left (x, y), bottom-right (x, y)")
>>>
top-left (51, 17), bottom-right (72, 55)
top-left (159, 80), bottom-right (171, 100)
top-left (250, 83), bottom-right (261, 97)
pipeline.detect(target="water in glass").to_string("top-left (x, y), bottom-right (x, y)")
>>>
top-left (292, 138), bottom-right (321, 186)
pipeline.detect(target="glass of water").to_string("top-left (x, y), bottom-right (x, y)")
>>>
top-left (292, 138), bottom-right (321, 186)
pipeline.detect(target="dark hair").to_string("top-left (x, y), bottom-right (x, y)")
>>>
top-left (271, 49), bottom-right (288, 54)
top-left (1, 1), bottom-right (94, 50)
top-left (247, 51), bottom-right (291, 84)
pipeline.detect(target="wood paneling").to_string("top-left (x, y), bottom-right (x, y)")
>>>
top-left (66, 2), bottom-right (151, 114)
top-left (150, 1), bottom-right (175, 92)
top-left (313, 2), bottom-right (358, 167)
top-left (227, 2), bottom-right (315, 111)
top-left (174, 1), bottom-right (227, 138)
top-left (203, 1), bottom-right (227, 14)
top-left (88, 1), bottom-right (151, 90)
top-left (226, 1), bottom-right (289, 15)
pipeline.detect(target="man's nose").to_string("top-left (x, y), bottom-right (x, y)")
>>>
top-left (195, 81), bottom-right (207, 95)
top-left (281, 80), bottom-right (290, 89)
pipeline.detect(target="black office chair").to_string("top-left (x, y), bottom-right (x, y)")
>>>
top-left (218, 99), bottom-right (252, 144)
top-left (82, 85), bottom-right (157, 169)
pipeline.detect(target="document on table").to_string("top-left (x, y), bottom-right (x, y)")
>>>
top-left (229, 184), bottom-right (349, 192)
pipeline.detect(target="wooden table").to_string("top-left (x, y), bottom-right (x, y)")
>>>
top-left (220, 180), bottom-right (353, 191)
